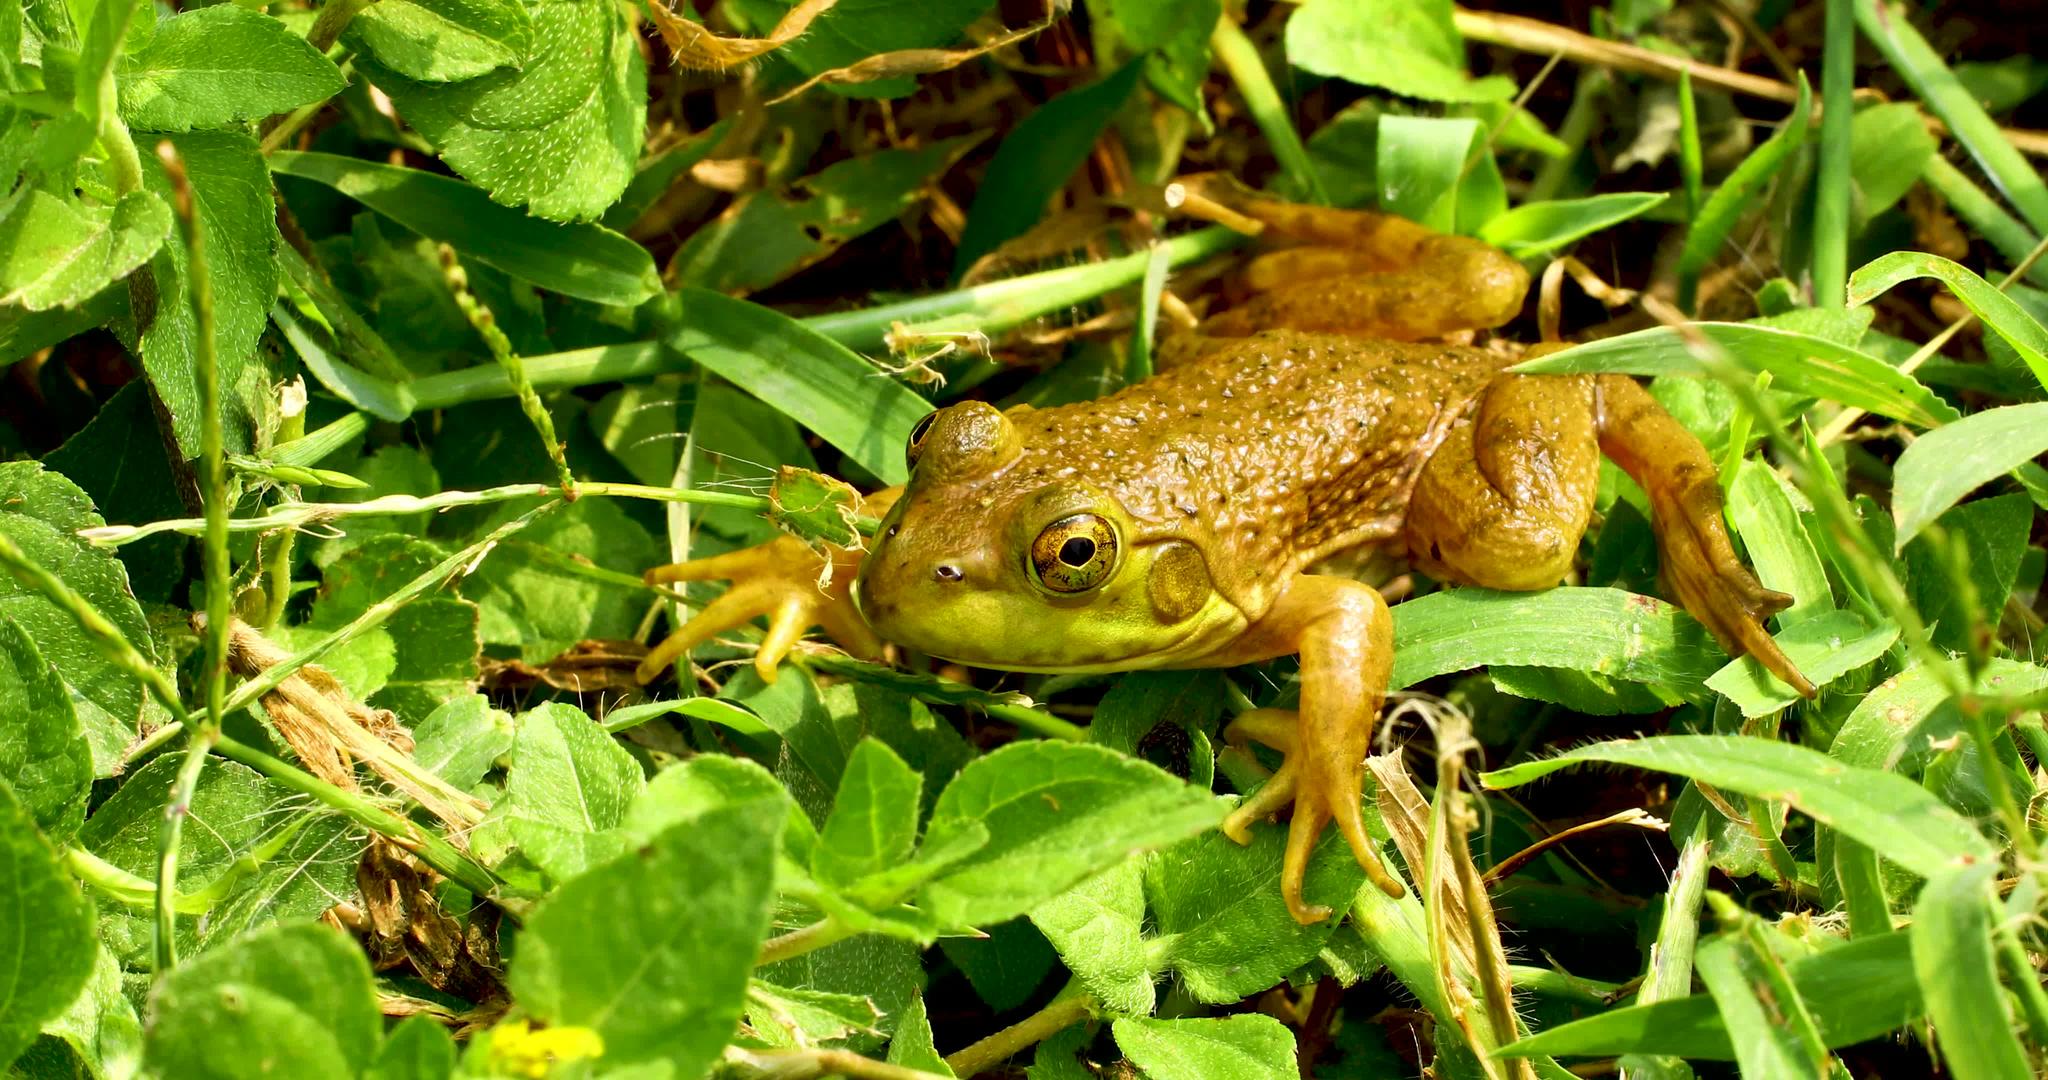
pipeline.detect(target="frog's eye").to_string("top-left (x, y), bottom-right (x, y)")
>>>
top-left (904, 410), bottom-right (939, 471)
top-left (1028, 514), bottom-right (1119, 594)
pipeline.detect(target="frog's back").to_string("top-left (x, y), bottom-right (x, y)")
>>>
top-left (1001, 332), bottom-right (1512, 602)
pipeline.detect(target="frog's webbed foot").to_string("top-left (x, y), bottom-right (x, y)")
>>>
top-left (1594, 375), bottom-right (1814, 697)
top-left (636, 536), bottom-right (882, 686)
top-left (1216, 577), bottom-right (1407, 926)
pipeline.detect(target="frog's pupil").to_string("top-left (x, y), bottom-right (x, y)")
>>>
top-left (1059, 536), bottom-right (1095, 566)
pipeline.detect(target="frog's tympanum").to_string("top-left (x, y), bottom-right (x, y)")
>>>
top-left (639, 193), bottom-right (1814, 925)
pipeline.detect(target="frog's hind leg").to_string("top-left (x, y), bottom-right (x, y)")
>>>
top-left (1182, 193), bottom-right (1530, 341)
top-left (1404, 374), bottom-right (1605, 591)
top-left (1593, 375), bottom-right (1814, 696)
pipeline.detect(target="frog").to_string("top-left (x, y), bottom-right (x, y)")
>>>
top-left (636, 189), bottom-right (1814, 926)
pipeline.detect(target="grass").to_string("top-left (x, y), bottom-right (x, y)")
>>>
top-left (0, 1), bottom-right (2045, 1079)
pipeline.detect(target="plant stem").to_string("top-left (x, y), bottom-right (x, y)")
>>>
top-left (1811, 0), bottom-right (1855, 307)
top-left (153, 732), bottom-right (215, 971)
top-left (982, 701), bottom-right (1088, 742)
top-left (0, 533), bottom-right (189, 724)
top-left (220, 501), bottom-right (558, 716)
top-left (727, 1048), bottom-right (953, 1080)
top-left (756, 918), bottom-right (857, 967)
top-left (211, 735), bottom-right (504, 900)
top-left (306, 0), bottom-right (374, 52)
top-left (1994, 913), bottom-right (2048, 1047)
top-left (441, 245), bottom-right (575, 494)
top-left (264, 386), bottom-right (308, 627)
top-left (943, 991), bottom-right (1096, 1078)
top-left (67, 846), bottom-right (211, 915)
top-left (270, 411), bottom-right (371, 469)
top-left (80, 481), bottom-right (767, 548)
top-left (1209, 15), bottom-right (1327, 204)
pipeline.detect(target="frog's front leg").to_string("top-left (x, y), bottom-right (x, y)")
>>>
top-left (635, 488), bottom-right (901, 685)
top-left (1215, 574), bottom-right (1406, 924)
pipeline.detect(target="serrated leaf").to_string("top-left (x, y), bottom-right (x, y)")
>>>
top-left (1891, 403), bottom-right (2048, 550)
top-left (504, 702), bottom-right (645, 881)
top-left (348, 0), bottom-right (531, 82)
top-left (1029, 858), bottom-right (1153, 1016)
top-left (746, 981), bottom-right (882, 1048)
top-left (117, 6), bottom-right (343, 131)
top-left (1144, 827), bottom-right (1362, 1003)
top-left (1112, 1015), bottom-right (1297, 1080)
top-left (0, 187), bottom-right (169, 310)
top-left (916, 741), bottom-right (1224, 927)
top-left (360, 0), bottom-right (644, 221)
top-left (142, 923), bottom-right (381, 1080)
top-left (0, 779), bottom-right (97, 1069)
top-left (884, 992), bottom-right (955, 1076)
top-left (508, 801), bottom-right (781, 1074)
top-left (814, 738), bottom-right (922, 888)
top-left (269, 151), bottom-right (662, 304)
top-left (770, 465), bottom-right (863, 554)
top-left (135, 130), bottom-right (282, 458)
top-left (462, 497), bottom-right (661, 663)
top-left (0, 461), bottom-right (164, 773)
top-left (0, 618), bottom-right (91, 842)
top-left (1481, 734), bottom-right (1994, 878)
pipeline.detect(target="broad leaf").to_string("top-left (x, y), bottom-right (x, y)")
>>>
top-left (0, 780), bottom-right (97, 1069)
top-left (360, 0), bottom-right (645, 222)
top-left (143, 923), bottom-right (381, 1079)
top-left (503, 702), bottom-right (646, 881)
top-left (1477, 192), bottom-right (1668, 259)
top-left (0, 461), bottom-right (163, 773)
top-left (1389, 586), bottom-right (1726, 693)
top-left (372, 1015), bottom-right (459, 1080)
top-left (1112, 1015), bottom-right (1298, 1080)
top-left (0, 618), bottom-right (91, 842)
top-left (411, 692), bottom-right (515, 790)
top-left (1030, 859), bottom-right (1153, 1016)
top-left (916, 741), bottom-right (1223, 927)
top-left (1703, 609), bottom-right (1898, 716)
top-left (348, 0), bottom-right (532, 83)
top-left (118, 6), bottom-right (344, 131)
top-left (1913, 863), bottom-right (2031, 1080)
top-left (1286, 0), bottom-right (1511, 103)
top-left (1144, 828), bottom-right (1362, 1003)
top-left (0, 188), bottom-right (170, 311)
top-left (508, 800), bottom-right (781, 1074)
top-left (814, 738), bottom-right (922, 888)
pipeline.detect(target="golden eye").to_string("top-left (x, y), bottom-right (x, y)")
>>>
top-left (1028, 513), bottom-right (1119, 594)
top-left (905, 410), bottom-right (938, 471)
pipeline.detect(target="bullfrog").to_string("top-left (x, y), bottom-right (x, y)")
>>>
top-left (636, 192), bottom-right (1813, 925)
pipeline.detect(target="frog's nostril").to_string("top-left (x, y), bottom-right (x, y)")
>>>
top-left (933, 564), bottom-right (964, 583)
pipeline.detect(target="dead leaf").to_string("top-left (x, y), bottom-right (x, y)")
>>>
top-left (646, 0), bottom-right (838, 71)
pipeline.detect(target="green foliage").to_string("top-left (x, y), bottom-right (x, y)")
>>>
top-left (5, 1), bottom-right (2048, 1077)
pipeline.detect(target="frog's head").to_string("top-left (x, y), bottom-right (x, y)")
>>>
top-left (853, 401), bottom-right (1245, 672)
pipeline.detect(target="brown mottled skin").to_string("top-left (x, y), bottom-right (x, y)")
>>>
top-left (638, 194), bottom-right (1813, 924)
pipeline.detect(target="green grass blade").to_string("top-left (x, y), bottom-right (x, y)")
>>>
top-left (1848, 250), bottom-right (2048, 390)
top-left (952, 59), bottom-right (1143, 279)
top-left (1211, 15), bottom-right (1328, 204)
top-left (659, 290), bottom-right (930, 486)
top-left (1920, 157), bottom-right (2048, 290)
top-left (1513, 322), bottom-right (1961, 429)
top-left (1125, 241), bottom-right (1171, 385)
top-left (1832, 837), bottom-right (1891, 937)
top-left (1501, 932), bottom-right (1922, 1060)
top-left (1480, 734), bottom-right (1994, 878)
top-left (1387, 587), bottom-right (1725, 693)
top-left (1695, 932), bottom-right (1829, 1079)
top-left (1913, 863), bottom-right (2033, 1080)
top-left (1475, 192), bottom-right (1668, 259)
top-left (1725, 458), bottom-right (1832, 625)
top-left (1890, 402), bottom-right (2048, 549)
top-left (1678, 70), bottom-right (1702, 222)
top-left (1703, 609), bottom-right (1898, 717)
top-left (1678, 74), bottom-right (1811, 311)
top-left (1812, 0), bottom-right (1856, 307)
top-left (1856, 0), bottom-right (2048, 235)
top-left (269, 151), bottom-right (663, 306)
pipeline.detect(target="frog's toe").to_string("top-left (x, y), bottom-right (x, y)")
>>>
top-left (637, 580), bottom-right (782, 684)
top-left (1282, 797), bottom-right (1335, 925)
top-left (1221, 758), bottom-right (1298, 845)
top-left (1661, 515), bottom-right (1814, 698)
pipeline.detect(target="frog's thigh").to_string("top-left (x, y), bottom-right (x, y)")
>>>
top-left (1405, 374), bottom-right (1601, 590)
top-left (1200, 202), bottom-right (1528, 340)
